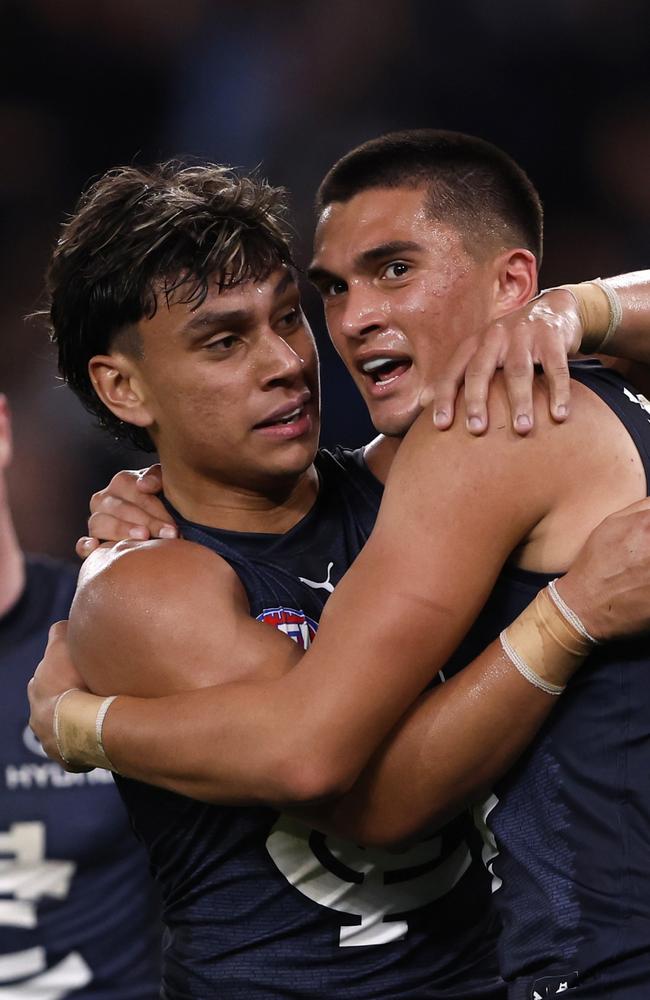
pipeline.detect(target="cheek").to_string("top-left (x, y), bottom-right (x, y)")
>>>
top-left (324, 305), bottom-right (346, 356)
top-left (160, 374), bottom-right (239, 443)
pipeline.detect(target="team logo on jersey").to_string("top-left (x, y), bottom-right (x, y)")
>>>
top-left (299, 561), bottom-right (335, 594)
top-left (266, 815), bottom-right (472, 946)
top-left (257, 607), bottom-right (317, 650)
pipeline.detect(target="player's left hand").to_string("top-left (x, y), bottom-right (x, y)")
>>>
top-left (28, 621), bottom-right (91, 770)
top-left (421, 287), bottom-right (583, 435)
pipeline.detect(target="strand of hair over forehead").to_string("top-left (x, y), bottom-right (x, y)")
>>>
top-left (58, 162), bottom-right (295, 311)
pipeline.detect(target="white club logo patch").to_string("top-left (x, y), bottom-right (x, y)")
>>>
top-left (266, 815), bottom-right (471, 946)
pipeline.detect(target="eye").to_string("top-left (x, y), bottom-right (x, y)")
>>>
top-left (205, 334), bottom-right (239, 353)
top-left (277, 307), bottom-right (302, 331)
top-left (381, 261), bottom-right (410, 280)
top-left (323, 278), bottom-right (347, 298)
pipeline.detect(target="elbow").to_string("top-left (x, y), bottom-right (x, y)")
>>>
top-left (271, 751), bottom-right (358, 806)
top-left (345, 799), bottom-right (454, 850)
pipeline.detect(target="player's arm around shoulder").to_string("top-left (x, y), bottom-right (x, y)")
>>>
top-left (370, 373), bottom-right (561, 588)
top-left (69, 538), bottom-right (302, 698)
top-left (264, 376), bottom-right (568, 793)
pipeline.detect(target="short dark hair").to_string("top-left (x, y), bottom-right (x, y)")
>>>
top-left (47, 162), bottom-right (294, 450)
top-left (316, 129), bottom-right (543, 263)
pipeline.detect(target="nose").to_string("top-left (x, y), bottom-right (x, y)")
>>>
top-left (257, 331), bottom-right (306, 387)
top-left (336, 282), bottom-right (386, 340)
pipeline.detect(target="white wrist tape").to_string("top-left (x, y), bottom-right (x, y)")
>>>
top-left (591, 278), bottom-right (623, 352)
top-left (54, 690), bottom-right (118, 771)
top-left (499, 629), bottom-right (565, 696)
top-left (95, 695), bottom-right (118, 768)
top-left (547, 579), bottom-right (599, 645)
top-left (53, 687), bottom-right (82, 765)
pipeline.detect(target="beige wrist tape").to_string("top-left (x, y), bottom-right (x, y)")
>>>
top-left (500, 585), bottom-right (596, 695)
top-left (558, 279), bottom-right (622, 354)
top-left (54, 689), bottom-right (118, 771)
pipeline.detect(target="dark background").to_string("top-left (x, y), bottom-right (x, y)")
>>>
top-left (2, 0), bottom-right (648, 557)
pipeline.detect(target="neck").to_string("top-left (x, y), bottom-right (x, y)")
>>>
top-left (362, 434), bottom-right (401, 484)
top-left (159, 456), bottom-right (320, 534)
top-left (0, 496), bottom-right (25, 619)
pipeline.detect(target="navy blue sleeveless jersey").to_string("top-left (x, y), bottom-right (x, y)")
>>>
top-left (0, 555), bottom-right (162, 998)
top-left (444, 363), bottom-right (650, 999)
top-left (116, 447), bottom-right (505, 999)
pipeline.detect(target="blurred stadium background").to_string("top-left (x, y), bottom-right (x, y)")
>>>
top-left (2, 0), bottom-right (648, 558)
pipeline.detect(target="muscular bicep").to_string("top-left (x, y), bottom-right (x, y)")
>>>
top-left (67, 539), bottom-right (302, 698)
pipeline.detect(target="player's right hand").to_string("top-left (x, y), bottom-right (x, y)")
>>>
top-left (555, 496), bottom-right (650, 642)
top-left (76, 465), bottom-right (178, 559)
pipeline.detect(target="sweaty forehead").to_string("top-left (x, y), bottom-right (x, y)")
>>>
top-left (312, 187), bottom-right (463, 270)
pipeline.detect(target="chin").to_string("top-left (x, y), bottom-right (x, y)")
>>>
top-left (368, 400), bottom-right (423, 438)
top-left (273, 441), bottom-right (319, 477)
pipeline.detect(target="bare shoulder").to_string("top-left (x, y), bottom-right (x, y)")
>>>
top-left (380, 375), bottom-right (555, 521)
top-left (69, 538), bottom-right (257, 696)
top-left (373, 371), bottom-right (645, 570)
top-left (78, 537), bottom-right (246, 606)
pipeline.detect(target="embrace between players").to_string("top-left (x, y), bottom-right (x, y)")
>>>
top-left (30, 130), bottom-right (650, 998)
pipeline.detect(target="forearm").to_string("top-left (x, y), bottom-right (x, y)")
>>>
top-left (300, 639), bottom-right (556, 845)
top-left (79, 584), bottom-right (590, 814)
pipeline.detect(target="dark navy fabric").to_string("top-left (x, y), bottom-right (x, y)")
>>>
top-left (117, 447), bottom-right (504, 999)
top-left (0, 555), bottom-right (162, 998)
top-left (444, 362), bottom-right (650, 999)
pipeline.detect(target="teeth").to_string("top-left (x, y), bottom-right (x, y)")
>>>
top-left (362, 357), bottom-right (395, 373)
top-left (278, 407), bottom-right (301, 424)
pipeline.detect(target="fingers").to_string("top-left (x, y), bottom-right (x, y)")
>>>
top-left (48, 620), bottom-right (68, 642)
top-left (462, 334), bottom-right (505, 435)
top-left (424, 375), bottom-right (458, 430)
top-left (89, 467), bottom-right (164, 514)
top-left (136, 464), bottom-right (163, 493)
top-left (87, 467), bottom-right (176, 544)
top-left (87, 502), bottom-right (178, 544)
top-left (538, 337), bottom-right (571, 422)
top-left (502, 346), bottom-right (535, 435)
top-left (426, 338), bottom-right (481, 431)
top-left (76, 536), bottom-right (101, 559)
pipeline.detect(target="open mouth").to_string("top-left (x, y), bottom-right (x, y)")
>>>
top-left (253, 396), bottom-right (314, 440)
top-left (255, 404), bottom-right (305, 429)
top-left (360, 356), bottom-right (412, 387)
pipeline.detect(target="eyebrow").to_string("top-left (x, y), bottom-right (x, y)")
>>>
top-left (307, 240), bottom-right (424, 286)
top-left (178, 271), bottom-right (298, 338)
top-left (179, 308), bottom-right (254, 338)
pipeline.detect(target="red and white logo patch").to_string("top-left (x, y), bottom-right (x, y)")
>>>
top-left (257, 607), bottom-right (318, 650)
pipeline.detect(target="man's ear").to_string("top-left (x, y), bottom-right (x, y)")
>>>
top-left (0, 394), bottom-right (13, 471)
top-left (89, 355), bottom-right (154, 430)
top-left (492, 248), bottom-right (538, 317)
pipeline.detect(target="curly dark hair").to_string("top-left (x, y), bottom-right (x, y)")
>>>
top-left (47, 162), bottom-right (295, 450)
